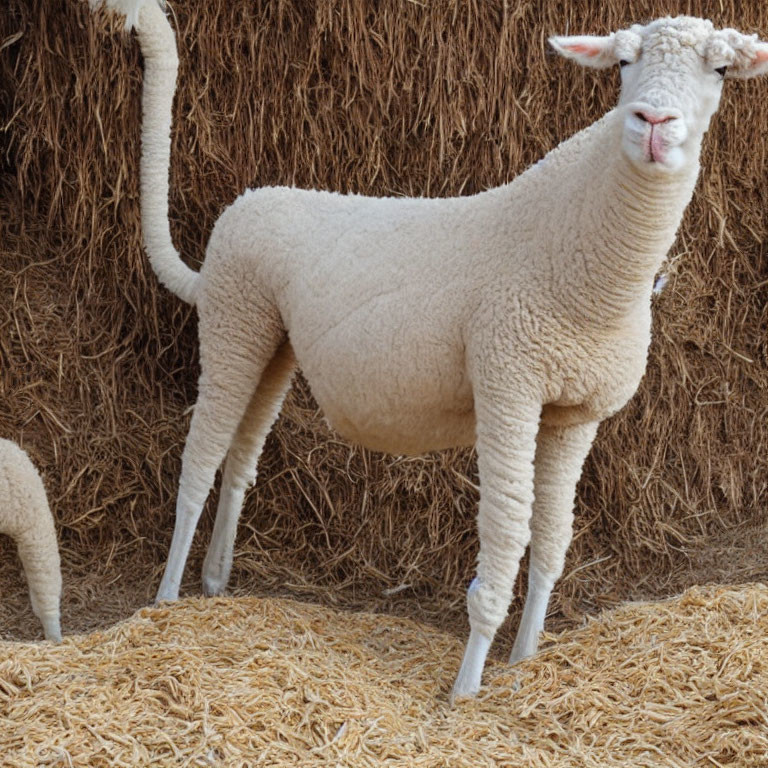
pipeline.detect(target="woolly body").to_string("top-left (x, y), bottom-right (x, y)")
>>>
top-left (91, 0), bottom-right (768, 701)
top-left (0, 439), bottom-right (62, 641)
top-left (204, 115), bottom-right (677, 456)
top-left (192, 115), bottom-right (691, 672)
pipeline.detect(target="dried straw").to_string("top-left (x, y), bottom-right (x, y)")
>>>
top-left (0, 0), bottom-right (767, 640)
top-left (2, 584), bottom-right (766, 767)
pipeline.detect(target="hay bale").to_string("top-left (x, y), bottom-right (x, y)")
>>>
top-left (2, 584), bottom-right (766, 766)
top-left (0, 0), bottom-right (767, 637)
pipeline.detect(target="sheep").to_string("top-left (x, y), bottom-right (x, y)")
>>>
top-left (0, 439), bottom-right (62, 642)
top-left (91, 0), bottom-right (768, 700)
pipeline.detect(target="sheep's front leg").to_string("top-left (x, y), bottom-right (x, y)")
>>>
top-left (451, 396), bottom-right (541, 703)
top-left (509, 420), bottom-right (598, 664)
top-left (16, 520), bottom-right (62, 642)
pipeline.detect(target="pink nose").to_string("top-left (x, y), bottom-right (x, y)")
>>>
top-left (634, 110), bottom-right (677, 125)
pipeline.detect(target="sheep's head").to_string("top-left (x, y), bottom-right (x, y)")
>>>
top-left (550, 17), bottom-right (768, 173)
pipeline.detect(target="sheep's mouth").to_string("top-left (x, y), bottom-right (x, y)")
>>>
top-left (645, 128), bottom-right (665, 164)
top-left (636, 137), bottom-right (658, 164)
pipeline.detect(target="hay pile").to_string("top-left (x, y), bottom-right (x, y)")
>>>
top-left (3, 584), bottom-right (766, 766)
top-left (1, 0), bottom-right (767, 639)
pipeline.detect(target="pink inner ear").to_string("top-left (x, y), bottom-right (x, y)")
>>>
top-left (754, 48), bottom-right (768, 63)
top-left (565, 43), bottom-right (603, 57)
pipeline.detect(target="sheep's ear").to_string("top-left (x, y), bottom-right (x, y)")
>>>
top-left (549, 34), bottom-right (617, 69)
top-left (726, 42), bottom-right (768, 79)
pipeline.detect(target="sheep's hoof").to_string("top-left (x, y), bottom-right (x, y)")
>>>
top-left (40, 614), bottom-right (62, 643)
top-left (449, 660), bottom-right (482, 706)
top-left (508, 647), bottom-right (531, 666)
top-left (201, 559), bottom-right (231, 597)
top-left (508, 635), bottom-right (538, 666)
top-left (201, 575), bottom-right (227, 598)
top-left (154, 584), bottom-right (180, 604)
top-left (448, 679), bottom-right (479, 707)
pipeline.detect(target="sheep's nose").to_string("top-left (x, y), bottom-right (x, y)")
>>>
top-left (633, 109), bottom-right (677, 125)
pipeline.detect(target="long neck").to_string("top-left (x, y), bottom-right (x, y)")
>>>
top-left (541, 112), bottom-right (700, 324)
top-left (135, 0), bottom-right (199, 305)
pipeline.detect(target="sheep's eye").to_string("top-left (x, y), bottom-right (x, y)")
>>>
top-left (715, 65), bottom-right (727, 77)
top-left (619, 59), bottom-right (630, 68)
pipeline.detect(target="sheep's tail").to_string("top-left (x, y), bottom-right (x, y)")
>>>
top-left (92, 0), bottom-right (199, 305)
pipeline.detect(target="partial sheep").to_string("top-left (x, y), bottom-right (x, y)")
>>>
top-left (0, 439), bottom-right (62, 642)
top-left (90, 0), bottom-right (768, 701)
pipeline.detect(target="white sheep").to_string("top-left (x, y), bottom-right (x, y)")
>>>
top-left (91, 0), bottom-right (768, 700)
top-left (0, 438), bottom-right (62, 642)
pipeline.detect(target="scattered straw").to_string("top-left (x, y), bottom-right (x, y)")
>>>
top-left (2, 584), bottom-right (766, 766)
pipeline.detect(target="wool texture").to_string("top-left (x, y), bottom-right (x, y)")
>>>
top-left (184, 77), bottom-right (698, 643)
top-left (0, 439), bottom-right (62, 641)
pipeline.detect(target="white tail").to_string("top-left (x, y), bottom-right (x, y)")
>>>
top-left (92, 0), bottom-right (199, 304)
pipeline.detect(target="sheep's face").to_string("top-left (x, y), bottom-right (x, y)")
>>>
top-left (550, 17), bottom-right (768, 173)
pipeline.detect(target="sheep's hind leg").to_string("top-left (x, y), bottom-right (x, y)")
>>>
top-left (155, 308), bottom-right (286, 603)
top-left (201, 342), bottom-right (296, 597)
top-left (509, 420), bottom-right (598, 665)
top-left (451, 393), bottom-right (541, 703)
